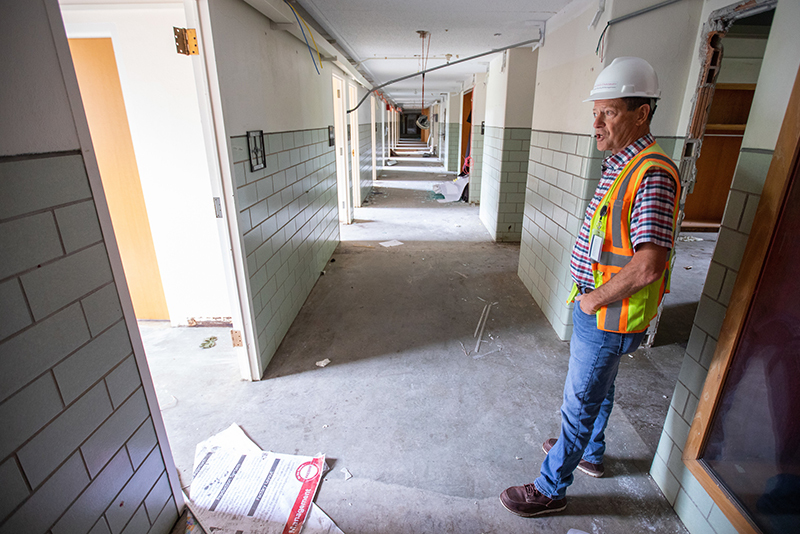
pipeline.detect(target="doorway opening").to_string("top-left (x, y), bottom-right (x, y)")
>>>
top-left (60, 2), bottom-right (251, 397)
top-left (682, 9), bottom-right (774, 231)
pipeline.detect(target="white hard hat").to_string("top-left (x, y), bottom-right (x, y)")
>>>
top-left (585, 57), bottom-right (660, 102)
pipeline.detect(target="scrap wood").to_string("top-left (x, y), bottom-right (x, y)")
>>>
top-left (458, 341), bottom-right (470, 357)
top-left (474, 303), bottom-right (492, 354)
top-left (474, 304), bottom-right (489, 338)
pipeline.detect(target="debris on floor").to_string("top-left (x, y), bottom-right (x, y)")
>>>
top-left (379, 240), bottom-right (404, 247)
top-left (677, 235), bottom-right (704, 242)
top-left (187, 424), bottom-right (343, 534)
top-left (432, 176), bottom-right (469, 203)
top-left (316, 358), bottom-right (331, 368)
top-left (199, 336), bottom-right (217, 349)
top-left (474, 303), bottom-right (492, 353)
top-left (684, 266), bottom-right (693, 270)
top-left (386, 159), bottom-right (398, 166)
top-left (341, 468), bottom-right (353, 480)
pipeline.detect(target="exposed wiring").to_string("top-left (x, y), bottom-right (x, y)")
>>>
top-left (347, 36), bottom-right (542, 114)
top-left (284, 0), bottom-right (320, 75)
top-left (596, 22), bottom-right (609, 61)
top-left (297, 12), bottom-right (323, 69)
top-left (594, 0), bottom-right (683, 60)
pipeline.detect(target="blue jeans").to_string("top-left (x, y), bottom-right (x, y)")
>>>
top-left (534, 303), bottom-right (646, 499)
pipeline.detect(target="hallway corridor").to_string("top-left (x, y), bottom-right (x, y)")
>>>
top-left (144, 150), bottom-right (693, 533)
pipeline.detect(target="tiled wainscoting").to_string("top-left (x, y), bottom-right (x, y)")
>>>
top-left (469, 123), bottom-right (484, 203)
top-left (231, 128), bottom-right (339, 372)
top-left (359, 122), bottom-right (373, 205)
top-left (479, 126), bottom-right (530, 242)
top-left (447, 123), bottom-right (460, 173)
top-left (650, 147), bottom-right (774, 534)
top-left (0, 153), bottom-right (177, 534)
top-left (518, 129), bottom-right (684, 340)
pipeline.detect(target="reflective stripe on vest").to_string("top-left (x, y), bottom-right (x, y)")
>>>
top-left (590, 143), bottom-right (680, 333)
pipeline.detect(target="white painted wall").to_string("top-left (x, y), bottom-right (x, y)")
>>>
top-left (742, 0), bottom-right (800, 150)
top-left (60, 3), bottom-right (233, 325)
top-left (533, 0), bottom-right (702, 137)
top-left (471, 73), bottom-right (487, 131)
top-left (530, 0), bottom-right (602, 134)
top-left (717, 36), bottom-right (767, 85)
top-left (208, 0), bottom-right (345, 134)
top-left (504, 48), bottom-right (538, 128)
top-left (605, 0), bottom-right (704, 136)
top-left (484, 53), bottom-right (509, 128)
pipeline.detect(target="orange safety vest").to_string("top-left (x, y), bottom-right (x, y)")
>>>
top-left (570, 142), bottom-right (681, 333)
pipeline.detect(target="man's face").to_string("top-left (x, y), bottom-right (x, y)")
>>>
top-left (592, 99), bottom-right (646, 154)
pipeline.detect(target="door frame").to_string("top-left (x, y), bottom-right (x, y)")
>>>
top-left (348, 83), bottom-right (361, 208)
top-left (332, 72), bottom-right (353, 224)
top-left (185, 0), bottom-right (262, 380)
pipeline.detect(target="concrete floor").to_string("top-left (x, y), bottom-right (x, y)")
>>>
top-left (142, 145), bottom-right (717, 534)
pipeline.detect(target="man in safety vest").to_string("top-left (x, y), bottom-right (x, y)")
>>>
top-left (501, 57), bottom-right (681, 517)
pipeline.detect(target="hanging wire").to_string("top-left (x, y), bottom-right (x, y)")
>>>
top-left (297, 12), bottom-right (323, 69)
top-left (595, 22), bottom-right (609, 58)
top-left (284, 0), bottom-right (320, 75)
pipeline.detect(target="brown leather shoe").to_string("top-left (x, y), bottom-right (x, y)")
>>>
top-left (500, 484), bottom-right (567, 517)
top-left (543, 438), bottom-right (605, 478)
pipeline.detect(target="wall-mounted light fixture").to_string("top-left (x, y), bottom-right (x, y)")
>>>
top-left (247, 130), bottom-right (266, 172)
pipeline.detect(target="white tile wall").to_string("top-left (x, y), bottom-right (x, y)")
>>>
top-left (650, 147), bottom-right (774, 534)
top-left (231, 128), bottom-right (339, 372)
top-left (447, 123), bottom-right (460, 173)
top-left (479, 126), bottom-right (530, 242)
top-left (469, 123), bottom-right (485, 203)
top-left (0, 153), bottom-right (178, 534)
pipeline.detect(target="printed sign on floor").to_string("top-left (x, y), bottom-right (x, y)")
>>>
top-left (188, 424), bottom-right (342, 534)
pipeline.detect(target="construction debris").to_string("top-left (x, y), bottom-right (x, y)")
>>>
top-left (474, 303), bottom-right (492, 354)
top-left (199, 336), bottom-right (217, 349)
top-left (187, 424), bottom-right (342, 534)
top-left (316, 358), bottom-right (331, 368)
top-left (379, 240), bottom-right (403, 247)
top-left (677, 235), bottom-right (704, 242)
top-left (341, 468), bottom-right (353, 480)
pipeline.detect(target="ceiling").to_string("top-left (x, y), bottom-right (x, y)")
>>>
top-left (295, 0), bottom-right (573, 110)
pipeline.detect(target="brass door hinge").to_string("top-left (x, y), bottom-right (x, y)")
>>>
top-left (174, 27), bottom-right (199, 55)
top-left (231, 330), bottom-right (243, 347)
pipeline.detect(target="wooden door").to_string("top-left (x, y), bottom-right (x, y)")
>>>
top-left (69, 38), bottom-right (169, 320)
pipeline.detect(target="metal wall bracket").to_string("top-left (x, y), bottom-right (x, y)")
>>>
top-left (270, 21), bottom-right (296, 31)
top-left (174, 27), bottom-right (198, 55)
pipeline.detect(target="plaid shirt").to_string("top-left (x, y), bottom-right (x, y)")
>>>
top-left (570, 133), bottom-right (678, 289)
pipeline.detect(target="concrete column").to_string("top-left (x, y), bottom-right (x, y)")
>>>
top-left (479, 47), bottom-right (537, 242)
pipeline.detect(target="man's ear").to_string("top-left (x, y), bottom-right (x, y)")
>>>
top-left (636, 104), bottom-right (651, 126)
